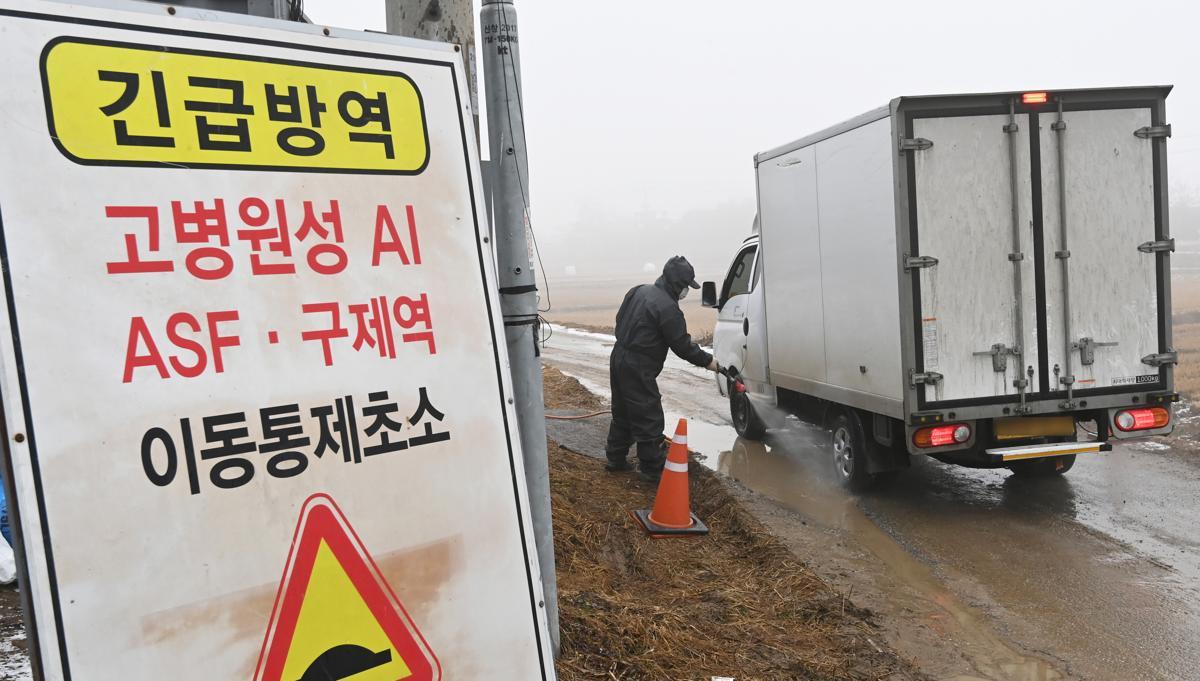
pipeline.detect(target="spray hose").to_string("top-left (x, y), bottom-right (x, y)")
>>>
top-left (545, 410), bottom-right (612, 421)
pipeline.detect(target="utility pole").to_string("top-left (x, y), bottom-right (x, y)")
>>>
top-left (385, 0), bottom-right (478, 143)
top-left (480, 0), bottom-right (559, 655)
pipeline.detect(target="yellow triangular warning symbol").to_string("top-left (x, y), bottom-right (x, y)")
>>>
top-left (254, 494), bottom-right (440, 681)
top-left (281, 540), bottom-right (413, 680)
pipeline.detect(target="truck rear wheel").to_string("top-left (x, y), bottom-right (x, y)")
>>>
top-left (830, 411), bottom-right (875, 491)
top-left (1007, 454), bottom-right (1076, 478)
top-left (729, 386), bottom-right (767, 440)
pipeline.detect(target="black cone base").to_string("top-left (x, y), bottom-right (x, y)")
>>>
top-left (630, 509), bottom-right (709, 538)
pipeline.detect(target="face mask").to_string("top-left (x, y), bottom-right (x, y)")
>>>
top-left (678, 287), bottom-right (689, 301)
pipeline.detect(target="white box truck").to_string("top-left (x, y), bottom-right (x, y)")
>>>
top-left (702, 86), bottom-right (1177, 488)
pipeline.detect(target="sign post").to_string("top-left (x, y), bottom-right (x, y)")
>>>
top-left (0, 0), bottom-right (556, 678)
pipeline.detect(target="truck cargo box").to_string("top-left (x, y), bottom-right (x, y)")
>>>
top-left (751, 87), bottom-right (1174, 426)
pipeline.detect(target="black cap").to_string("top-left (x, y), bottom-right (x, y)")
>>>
top-left (663, 255), bottom-right (700, 289)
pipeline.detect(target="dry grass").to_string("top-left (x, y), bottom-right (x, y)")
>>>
top-left (1173, 274), bottom-right (1200, 397)
top-left (544, 367), bottom-right (922, 681)
top-left (1173, 273), bottom-right (1200, 312)
top-left (543, 365), bottom-right (606, 412)
top-left (550, 445), bottom-right (921, 681)
top-left (1173, 324), bottom-right (1200, 397)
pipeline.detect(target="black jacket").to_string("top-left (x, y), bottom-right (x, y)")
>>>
top-left (613, 273), bottom-right (713, 370)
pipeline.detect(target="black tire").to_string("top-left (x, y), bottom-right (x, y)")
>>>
top-left (730, 388), bottom-right (767, 440)
top-left (1007, 454), bottom-right (1076, 478)
top-left (829, 411), bottom-right (875, 491)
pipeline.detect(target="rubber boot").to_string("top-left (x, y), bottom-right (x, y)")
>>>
top-left (605, 451), bottom-right (632, 472)
top-left (635, 439), bottom-right (665, 484)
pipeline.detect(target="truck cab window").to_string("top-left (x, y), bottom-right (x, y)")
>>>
top-left (719, 245), bottom-right (758, 308)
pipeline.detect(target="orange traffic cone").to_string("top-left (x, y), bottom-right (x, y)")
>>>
top-left (631, 418), bottom-right (709, 538)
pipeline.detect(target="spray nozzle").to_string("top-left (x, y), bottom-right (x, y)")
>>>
top-left (720, 366), bottom-right (747, 393)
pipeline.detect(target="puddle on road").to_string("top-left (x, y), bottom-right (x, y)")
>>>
top-left (664, 413), bottom-right (736, 466)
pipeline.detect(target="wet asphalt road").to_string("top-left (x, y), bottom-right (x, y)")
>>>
top-left (542, 324), bottom-right (1200, 681)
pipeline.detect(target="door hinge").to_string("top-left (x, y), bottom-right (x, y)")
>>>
top-left (1141, 351), bottom-right (1178, 368)
top-left (1134, 124), bottom-right (1172, 139)
top-left (973, 343), bottom-right (1019, 373)
top-left (899, 137), bottom-right (933, 152)
top-left (910, 370), bottom-right (943, 388)
top-left (1073, 337), bottom-right (1117, 366)
top-left (903, 254), bottom-right (938, 271)
top-left (1138, 238), bottom-right (1175, 253)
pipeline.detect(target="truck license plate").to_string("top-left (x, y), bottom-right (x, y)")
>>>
top-left (994, 416), bottom-right (1076, 441)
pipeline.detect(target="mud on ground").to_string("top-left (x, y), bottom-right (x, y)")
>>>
top-left (0, 587), bottom-right (27, 680)
top-left (545, 367), bottom-right (924, 681)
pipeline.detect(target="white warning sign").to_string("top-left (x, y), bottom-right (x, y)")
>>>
top-left (0, 0), bottom-right (554, 678)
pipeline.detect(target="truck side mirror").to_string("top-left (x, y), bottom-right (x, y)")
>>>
top-left (701, 281), bottom-right (718, 308)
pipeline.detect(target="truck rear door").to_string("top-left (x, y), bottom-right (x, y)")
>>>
top-left (905, 89), bottom-right (1171, 411)
top-left (1039, 104), bottom-right (1169, 400)
top-left (908, 109), bottom-right (1040, 406)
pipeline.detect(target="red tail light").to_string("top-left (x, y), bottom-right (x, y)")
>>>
top-left (1022, 91), bottom-right (1049, 104)
top-left (913, 423), bottom-right (971, 448)
top-left (1114, 407), bottom-right (1169, 432)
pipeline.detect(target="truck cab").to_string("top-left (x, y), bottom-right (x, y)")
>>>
top-left (705, 232), bottom-right (769, 438)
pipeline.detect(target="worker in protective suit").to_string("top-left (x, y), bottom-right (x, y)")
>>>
top-left (606, 256), bottom-right (721, 482)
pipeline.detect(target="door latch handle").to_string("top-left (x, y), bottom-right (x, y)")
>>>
top-left (1072, 337), bottom-right (1117, 366)
top-left (973, 343), bottom-right (1020, 372)
top-left (743, 318), bottom-right (749, 336)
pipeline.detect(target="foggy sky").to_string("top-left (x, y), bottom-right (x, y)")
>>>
top-left (304, 0), bottom-right (1200, 279)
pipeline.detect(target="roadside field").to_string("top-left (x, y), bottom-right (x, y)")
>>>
top-left (546, 275), bottom-right (716, 345)
top-left (549, 273), bottom-right (1200, 397)
top-left (1173, 273), bottom-right (1200, 397)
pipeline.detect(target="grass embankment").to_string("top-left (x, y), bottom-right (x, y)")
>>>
top-left (544, 366), bottom-right (923, 680)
